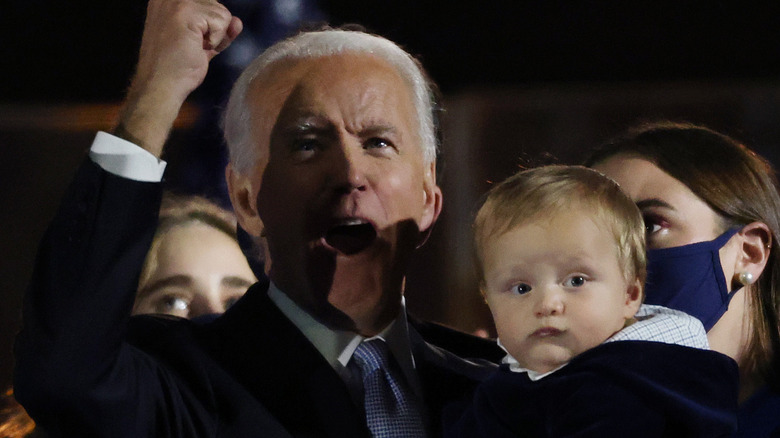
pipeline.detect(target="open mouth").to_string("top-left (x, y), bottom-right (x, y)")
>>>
top-left (324, 220), bottom-right (377, 255)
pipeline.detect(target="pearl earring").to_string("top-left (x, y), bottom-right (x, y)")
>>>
top-left (738, 272), bottom-right (755, 285)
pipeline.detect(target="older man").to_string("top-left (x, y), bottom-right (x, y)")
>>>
top-left (14, 0), bottom-right (500, 437)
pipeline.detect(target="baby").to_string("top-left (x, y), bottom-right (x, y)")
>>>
top-left (445, 165), bottom-right (738, 437)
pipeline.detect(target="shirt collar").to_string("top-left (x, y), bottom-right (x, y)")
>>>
top-left (267, 281), bottom-right (420, 394)
top-left (497, 337), bottom-right (566, 381)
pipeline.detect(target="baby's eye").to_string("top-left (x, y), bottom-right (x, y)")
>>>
top-left (511, 283), bottom-right (532, 295)
top-left (565, 276), bottom-right (586, 287)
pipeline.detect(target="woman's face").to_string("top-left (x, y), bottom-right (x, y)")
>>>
top-left (592, 154), bottom-right (749, 357)
top-left (133, 223), bottom-right (257, 319)
top-left (591, 155), bottom-right (726, 250)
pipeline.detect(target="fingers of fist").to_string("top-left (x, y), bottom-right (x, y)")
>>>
top-left (149, 0), bottom-right (241, 53)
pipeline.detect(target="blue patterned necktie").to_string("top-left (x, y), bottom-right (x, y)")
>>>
top-left (351, 339), bottom-right (427, 437)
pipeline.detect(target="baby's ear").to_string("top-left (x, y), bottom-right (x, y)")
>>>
top-left (623, 278), bottom-right (643, 319)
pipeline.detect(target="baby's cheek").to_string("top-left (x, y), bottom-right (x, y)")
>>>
top-left (500, 338), bottom-right (527, 364)
top-left (494, 314), bottom-right (521, 346)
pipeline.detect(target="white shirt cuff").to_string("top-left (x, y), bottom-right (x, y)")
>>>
top-left (88, 131), bottom-right (167, 182)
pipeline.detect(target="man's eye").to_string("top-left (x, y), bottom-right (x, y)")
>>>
top-left (364, 138), bottom-right (392, 149)
top-left (566, 276), bottom-right (586, 287)
top-left (289, 138), bottom-right (321, 161)
top-left (294, 138), bottom-right (319, 152)
top-left (511, 283), bottom-right (532, 295)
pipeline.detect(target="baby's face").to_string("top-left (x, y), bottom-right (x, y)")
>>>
top-left (481, 213), bottom-right (642, 374)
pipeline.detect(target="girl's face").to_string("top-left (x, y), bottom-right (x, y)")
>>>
top-left (133, 223), bottom-right (257, 319)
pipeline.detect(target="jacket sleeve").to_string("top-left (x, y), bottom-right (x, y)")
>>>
top-left (13, 159), bottom-right (215, 437)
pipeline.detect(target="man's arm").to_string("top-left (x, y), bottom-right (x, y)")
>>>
top-left (115, 0), bottom-right (242, 157)
top-left (14, 1), bottom-right (242, 435)
top-left (14, 160), bottom-right (169, 435)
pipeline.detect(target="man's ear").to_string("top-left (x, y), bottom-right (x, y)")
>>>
top-left (226, 164), bottom-right (264, 237)
top-left (419, 161), bottom-right (443, 233)
top-left (732, 222), bottom-right (772, 286)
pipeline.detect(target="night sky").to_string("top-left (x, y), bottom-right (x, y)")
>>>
top-left (4, 1), bottom-right (780, 103)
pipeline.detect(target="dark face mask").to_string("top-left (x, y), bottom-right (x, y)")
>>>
top-left (644, 228), bottom-right (740, 331)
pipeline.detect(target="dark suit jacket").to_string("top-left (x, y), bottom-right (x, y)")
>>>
top-left (14, 159), bottom-right (500, 437)
top-left (444, 341), bottom-right (739, 438)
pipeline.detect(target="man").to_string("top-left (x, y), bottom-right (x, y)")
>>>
top-left (14, 0), bottom-right (500, 436)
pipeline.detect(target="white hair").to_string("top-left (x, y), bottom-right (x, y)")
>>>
top-left (222, 29), bottom-right (438, 173)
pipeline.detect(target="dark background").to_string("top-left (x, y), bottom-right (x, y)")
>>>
top-left (3, 0), bottom-right (780, 391)
top-left (3, 2), bottom-right (780, 101)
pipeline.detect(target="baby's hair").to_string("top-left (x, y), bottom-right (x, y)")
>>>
top-left (473, 165), bottom-right (646, 293)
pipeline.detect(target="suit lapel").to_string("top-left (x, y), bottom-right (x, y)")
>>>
top-left (409, 324), bottom-right (498, 436)
top-left (203, 281), bottom-right (369, 437)
top-left (201, 282), bottom-right (496, 437)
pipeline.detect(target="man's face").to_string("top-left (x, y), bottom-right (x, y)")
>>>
top-left (481, 212), bottom-right (641, 374)
top-left (230, 53), bottom-right (441, 334)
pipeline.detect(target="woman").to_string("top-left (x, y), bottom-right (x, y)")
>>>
top-left (585, 121), bottom-right (780, 436)
top-left (132, 192), bottom-right (260, 319)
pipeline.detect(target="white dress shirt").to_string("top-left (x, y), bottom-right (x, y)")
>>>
top-left (268, 282), bottom-right (423, 403)
top-left (89, 131), bottom-right (166, 182)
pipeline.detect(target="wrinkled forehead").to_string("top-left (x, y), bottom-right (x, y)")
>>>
top-left (244, 53), bottom-right (419, 155)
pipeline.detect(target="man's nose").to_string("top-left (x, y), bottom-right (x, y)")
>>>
top-left (330, 140), bottom-right (368, 193)
top-left (534, 287), bottom-right (565, 317)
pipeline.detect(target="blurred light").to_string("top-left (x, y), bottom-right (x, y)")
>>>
top-left (273, 0), bottom-right (304, 25)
